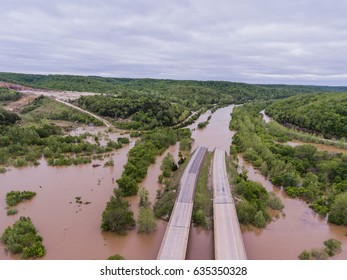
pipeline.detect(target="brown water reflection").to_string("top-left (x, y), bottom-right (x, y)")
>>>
top-left (238, 156), bottom-right (347, 260)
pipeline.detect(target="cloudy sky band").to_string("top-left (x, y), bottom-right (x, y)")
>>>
top-left (1, 0), bottom-right (347, 85)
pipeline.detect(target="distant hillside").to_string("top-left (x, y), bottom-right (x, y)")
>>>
top-left (266, 93), bottom-right (347, 139)
top-left (260, 84), bottom-right (347, 93)
top-left (0, 72), bottom-right (315, 104)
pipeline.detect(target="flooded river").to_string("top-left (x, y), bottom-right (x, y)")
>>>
top-left (238, 156), bottom-right (347, 259)
top-left (1, 104), bottom-right (346, 260)
top-left (0, 127), bottom-right (177, 260)
top-left (188, 105), bottom-right (235, 154)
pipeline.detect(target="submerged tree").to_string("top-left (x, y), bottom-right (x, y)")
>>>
top-left (101, 189), bottom-right (136, 234)
top-left (137, 207), bottom-right (157, 234)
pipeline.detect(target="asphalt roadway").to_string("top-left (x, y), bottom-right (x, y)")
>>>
top-left (213, 149), bottom-right (247, 260)
top-left (157, 146), bottom-right (207, 260)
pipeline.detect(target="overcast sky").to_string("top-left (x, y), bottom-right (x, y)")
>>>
top-left (1, 0), bottom-right (347, 85)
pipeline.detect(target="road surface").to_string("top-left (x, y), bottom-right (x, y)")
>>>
top-left (157, 146), bottom-right (207, 260)
top-left (54, 99), bottom-right (111, 128)
top-left (213, 149), bottom-right (247, 260)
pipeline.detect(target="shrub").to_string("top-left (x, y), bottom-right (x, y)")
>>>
top-left (298, 250), bottom-right (311, 260)
top-left (267, 192), bottom-right (284, 210)
top-left (138, 188), bottom-right (151, 208)
top-left (101, 190), bottom-right (136, 234)
top-left (117, 175), bottom-right (138, 196)
top-left (117, 137), bottom-right (130, 144)
top-left (193, 209), bottom-right (206, 227)
top-left (324, 239), bottom-right (342, 256)
top-left (6, 191), bottom-right (36, 207)
top-left (254, 211), bottom-right (266, 228)
top-left (104, 159), bottom-right (114, 167)
top-left (7, 209), bottom-right (18, 216)
top-left (1, 217), bottom-right (46, 259)
top-left (328, 192), bottom-right (347, 225)
top-left (197, 121), bottom-right (209, 129)
top-left (137, 207), bottom-right (157, 234)
top-left (298, 239), bottom-right (342, 260)
top-left (107, 254), bottom-right (125, 260)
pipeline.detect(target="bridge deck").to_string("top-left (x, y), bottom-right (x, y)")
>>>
top-left (157, 146), bottom-right (207, 260)
top-left (213, 149), bottom-right (247, 260)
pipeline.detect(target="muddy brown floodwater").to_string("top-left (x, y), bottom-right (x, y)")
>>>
top-left (284, 140), bottom-right (347, 155)
top-left (188, 105), bottom-right (235, 154)
top-left (238, 156), bottom-right (347, 259)
top-left (0, 126), bottom-right (179, 260)
top-left (2, 104), bottom-right (345, 260)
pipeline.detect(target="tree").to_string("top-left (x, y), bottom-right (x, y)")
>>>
top-left (161, 153), bottom-right (175, 178)
top-left (101, 189), bottom-right (136, 234)
top-left (324, 239), bottom-right (342, 256)
top-left (266, 192), bottom-right (284, 210)
top-left (179, 138), bottom-right (191, 152)
top-left (116, 175), bottom-right (138, 196)
top-left (328, 192), bottom-right (347, 225)
top-left (137, 207), bottom-right (156, 234)
top-left (138, 188), bottom-right (151, 208)
top-left (254, 211), bottom-right (266, 228)
top-left (1, 216), bottom-right (46, 259)
top-left (236, 200), bottom-right (257, 225)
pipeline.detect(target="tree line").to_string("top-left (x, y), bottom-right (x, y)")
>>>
top-left (230, 103), bottom-right (347, 225)
top-left (266, 92), bottom-right (347, 139)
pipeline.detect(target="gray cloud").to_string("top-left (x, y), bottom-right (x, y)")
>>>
top-left (1, 0), bottom-right (347, 85)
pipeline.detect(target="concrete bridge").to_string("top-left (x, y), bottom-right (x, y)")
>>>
top-left (213, 149), bottom-right (247, 260)
top-left (157, 146), bottom-right (207, 260)
top-left (157, 147), bottom-right (247, 260)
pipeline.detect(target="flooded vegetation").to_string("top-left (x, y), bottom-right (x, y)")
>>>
top-left (2, 102), bottom-right (346, 260)
top-left (1, 77), bottom-right (347, 261)
top-left (239, 156), bottom-right (347, 260)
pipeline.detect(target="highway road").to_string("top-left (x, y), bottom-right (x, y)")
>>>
top-left (157, 146), bottom-right (207, 260)
top-left (213, 149), bottom-right (247, 260)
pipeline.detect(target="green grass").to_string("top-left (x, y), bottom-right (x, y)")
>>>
top-left (20, 96), bottom-right (103, 126)
top-left (192, 152), bottom-right (213, 229)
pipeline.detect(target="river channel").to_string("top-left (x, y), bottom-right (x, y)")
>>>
top-left (1, 105), bottom-right (346, 259)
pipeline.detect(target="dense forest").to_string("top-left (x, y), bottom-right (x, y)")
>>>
top-left (266, 93), bottom-right (347, 139)
top-left (0, 72), bottom-right (333, 105)
top-left (230, 103), bottom-right (347, 225)
top-left (78, 94), bottom-right (190, 129)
